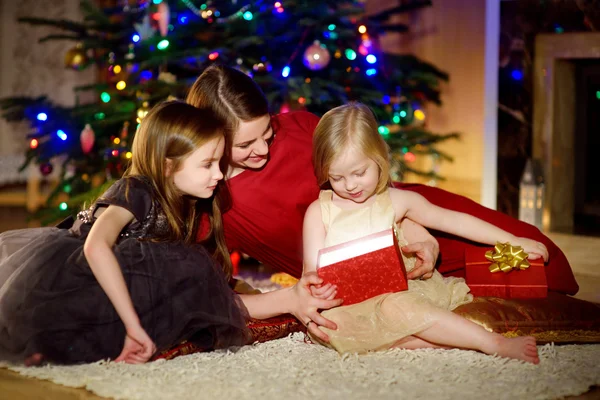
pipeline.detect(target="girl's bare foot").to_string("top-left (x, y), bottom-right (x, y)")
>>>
top-left (483, 335), bottom-right (539, 364)
top-left (24, 353), bottom-right (43, 366)
top-left (392, 335), bottom-right (451, 350)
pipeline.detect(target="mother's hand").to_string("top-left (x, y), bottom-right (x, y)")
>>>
top-left (402, 241), bottom-right (439, 280)
top-left (290, 272), bottom-right (342, 342)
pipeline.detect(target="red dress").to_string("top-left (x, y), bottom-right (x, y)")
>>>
top-left (208, 111), bottom-right (579, 295)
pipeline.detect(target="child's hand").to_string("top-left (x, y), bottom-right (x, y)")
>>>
top-left (310, 282), bottom-right (338, 300)
top-left (114, 324), bottom-right (157, 364)
top-left (512, 237), bottom-right (549, 262)
top-left (290, 272), bottom-right (343, 343)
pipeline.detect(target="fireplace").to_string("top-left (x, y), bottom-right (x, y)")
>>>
top-left (533, 33), bottom-right (600, 235)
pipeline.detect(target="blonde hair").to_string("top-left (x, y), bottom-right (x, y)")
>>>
top-left (312, 102), bottom-right (391, 194)
top-left (125, 101), bottom-right (233, 278)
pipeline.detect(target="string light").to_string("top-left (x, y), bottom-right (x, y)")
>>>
top-left (378, 126), bottom-right (389, 135)
top-left (101, 92), bottom-right (111, 103)
top-left (345, 49), bottom-right (357, 60)
top-left (414, 109), bottom-right (425, 120)
top-left (30, 139), bottom-right (39, 149)
top-left (358, 25), bottom-right (367, 34)
top-left (281, 65), bottom-right (290, 78)
top-left (208, 52), bottom-right (219, 60)
top-left (157, 40), bottom-right (169, 50)
top-left (132, 34), bottom-right (140, 43)
top-left (113, 138), bottom-right (121, 145)
top-left (125, 152), bottom-right (133, 159)
top-left (112, 149), bottom-right (119, 157)
top-left (113, 65), bottom-right (122, 74)
top-left (56, 130), bottom-right (68, 141)
top-left (298, 97), bottom-right (306, 104)
top-left (511, 70), bottom-right (523, 81)
top-left (59, 202), bottom-right (68, 211)
top-left (36, 113), bottom-right (47, 121)
top-left (366, 68), bottom-right (376, 76)
top-left (366, 54), bottom-right (377, 64)
top-left (243, 11), bottom-right (253, 20)
top-left (116, 81), bottom-right (126, 90)
top-left (404, 152), bottom-right (416, 163)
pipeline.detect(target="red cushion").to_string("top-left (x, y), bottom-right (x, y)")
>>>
top-left (394, 182), bottom-right (579, 295)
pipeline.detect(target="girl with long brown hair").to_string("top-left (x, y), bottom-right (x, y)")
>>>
top-left (0, 101), bottom-right (257, 365)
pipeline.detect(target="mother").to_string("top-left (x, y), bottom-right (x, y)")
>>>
top-left (185, 65), bottom-right (579, 333)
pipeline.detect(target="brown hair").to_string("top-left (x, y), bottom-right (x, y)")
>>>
top-left (312, 102), bottom-right (391, 194)
top-left (125, 101), bottom-right (233, 277)
top-left (185, 65), bottom-right (269, 151)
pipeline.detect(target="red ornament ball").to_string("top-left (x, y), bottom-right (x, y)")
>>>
top-left (39, 163), bottom-right (53, 176)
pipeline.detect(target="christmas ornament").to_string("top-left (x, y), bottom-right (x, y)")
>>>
top-left (134, 15), bottom-right (156, 41)
top-left (303, 41), bottom-right (331, 71)
top-left (120, 121), bottom-right (130, 140)
top-left (64, 44), bottom-right (88, 70)
top-left (137, 101), bottom-right (150, 121)
top-left (80, 124), bottom-right (95, 154)
top-left (157, 2), bottom-right (170, 37)
top-left (280, 102), bottom-right (291, 114)
top-left (39, 162), bottom-right (53, 176)
top-left (64, 162), bottom-right (76, 180)
top-left (252, 62), bottom-right (271, 74)
top-left (158, 71), bottom-right (176, 84)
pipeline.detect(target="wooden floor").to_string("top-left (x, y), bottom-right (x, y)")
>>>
top-left (0, 205), bottom-right (599, 399)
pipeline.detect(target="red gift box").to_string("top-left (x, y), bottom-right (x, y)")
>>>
top-left (317, 228), bottom-right (408, 306)
top-left (465, 245), bottom-right (547, 298)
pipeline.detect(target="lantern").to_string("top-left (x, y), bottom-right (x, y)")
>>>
top-left (518, 159), bottom-right (545, 229)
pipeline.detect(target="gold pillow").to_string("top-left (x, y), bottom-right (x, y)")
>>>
top-left (453, 292), bottom-right (600, 344)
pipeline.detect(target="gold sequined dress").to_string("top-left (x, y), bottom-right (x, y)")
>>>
top-left (315, 189), bottom-right (473, 353)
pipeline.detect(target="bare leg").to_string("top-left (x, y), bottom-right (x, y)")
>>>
top-left (382, 303), bottom-right (539, 364)
top-left (392, 335), bottom-right (450, 350)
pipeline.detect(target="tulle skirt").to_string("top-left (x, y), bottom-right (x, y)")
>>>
top-left (315, 271), bottom-right (473, 354)
top-left (0, 227), bottom-right (249, 365)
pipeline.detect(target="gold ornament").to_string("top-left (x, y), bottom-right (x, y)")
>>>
top-left (64, 43), bottom-right (88, 70)
top-left (137, 101), bottom-right (150, 122)
top-left (252, 61), bottom-right (271, 74)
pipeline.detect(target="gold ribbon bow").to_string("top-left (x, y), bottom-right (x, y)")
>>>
top-left (485, 242), bottom-right (530, 273)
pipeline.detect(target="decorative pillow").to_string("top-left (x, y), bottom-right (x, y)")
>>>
top-left (152, 314), bottom-right (305, 361)
top-left (153, 281), bottom-right (600, 361)
top-left (453, 292), bottom-right (600, 344)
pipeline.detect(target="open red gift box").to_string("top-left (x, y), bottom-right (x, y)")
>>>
top-left (465, 244), bottom-right (547, 299)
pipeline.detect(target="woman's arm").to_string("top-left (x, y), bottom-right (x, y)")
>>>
top-left (398, 218), bottom-right (439, 280)
top-left (84, 206), bottom-right (156, 362)
top-left (391, 189), bottom-right (549, 261)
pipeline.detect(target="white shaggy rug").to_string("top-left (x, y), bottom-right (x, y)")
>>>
top-left (2, 333), bottom-right (600, 400)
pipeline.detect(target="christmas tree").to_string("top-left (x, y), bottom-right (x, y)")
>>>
top-left (0, 0), bottom-right (458, 223)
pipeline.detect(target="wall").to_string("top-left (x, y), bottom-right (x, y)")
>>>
top-left (0, 0), bottom-right (93, 183)
top-left (367, 0), bottom-right (499, 206)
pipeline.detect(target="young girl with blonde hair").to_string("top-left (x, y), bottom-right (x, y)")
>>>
top-left (303, 102), bottom-right (548, 364)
